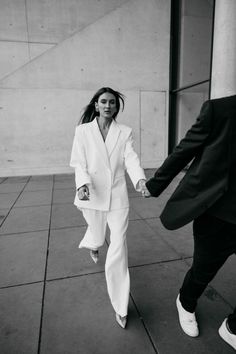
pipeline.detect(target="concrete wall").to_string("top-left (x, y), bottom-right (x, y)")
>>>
top-left (0, 0), bottom-right (170, 176)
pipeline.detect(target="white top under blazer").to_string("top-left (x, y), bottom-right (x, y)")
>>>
top-left (70, 118), bottom-right (146, 211)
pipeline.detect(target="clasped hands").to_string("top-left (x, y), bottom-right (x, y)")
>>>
top-left (137, 179), bottom-right (151, 198)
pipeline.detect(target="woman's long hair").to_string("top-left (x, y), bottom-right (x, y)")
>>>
top-left (79, 87), bottom-right (125, 124)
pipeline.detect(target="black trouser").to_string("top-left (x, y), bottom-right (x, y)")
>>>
top-left (179, 213), bottom-right (236, 333)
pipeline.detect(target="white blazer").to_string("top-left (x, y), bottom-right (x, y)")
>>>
top-left (70, 118), bottom-right (146, 211)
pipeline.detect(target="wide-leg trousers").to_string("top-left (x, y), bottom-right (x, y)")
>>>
top-left (79, 208), bottom-right (130, 317)
top-left (179, 213), bottom-right (236, 333)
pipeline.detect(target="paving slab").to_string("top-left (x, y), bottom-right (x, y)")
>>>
top-left (163, 180), bottom-right (182, 196)
top-left (130, 261), bottom-right (235, 354)
top-left (52, 188), bottom-right (75, 204)
top-left (54, 173), bottom-right (74, 181)
top-left (130, 196), bottom-right (165, 219)
top-left (0, 183), bottom-right (26, 194)
top-left (0, 231), bottom-right (48, 287)
top-left (53, 180), bottom-right (75, 190)
top-left (127, 219), bottom-right (179, 267)
top-left (145, 217), bottom-right (194, 258)
top-left (0, 192), bottom-right (20, 208)
top-left (0, 283), bottom-right (43, 354)
top-left (0, 208), bottom-right (10, 226)
top-left (0, 205), bottom-right (51, 235)
top-left (50, 204), bottom-right (86, 229)
top-left (24, 180), bottom-right (53, 191)
top-left (129, 190), bottom-right (142, 197)
top-left (47, 227), bottom-right (107, 279)
top-left (2, 176), bottom-right (30, 184)
top-left (40, 275), bottom-right (156, 354)
top-left (129, 206), bottom-right (142, 220)
top-left (14, 190), bottom-right (52, 207)
top-left (30, 175), bottom-right (53, 181)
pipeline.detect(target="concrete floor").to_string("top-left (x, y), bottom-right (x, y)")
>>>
top-left (0, 169), bottom-right (235, 354)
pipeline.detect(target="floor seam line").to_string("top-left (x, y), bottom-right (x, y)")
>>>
top-left (130, 292), bottom-right (159, 354)
top-left (37, 175), bottom-right (55, 354)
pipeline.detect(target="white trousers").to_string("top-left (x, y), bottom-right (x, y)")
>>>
top-left (79, 208), bottom-right (130, 317)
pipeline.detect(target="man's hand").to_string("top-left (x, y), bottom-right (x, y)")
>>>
top-left (77, 185), bottom-right (90, 200)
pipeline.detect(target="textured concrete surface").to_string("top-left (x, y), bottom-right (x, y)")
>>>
top-left (0, 0), bottom-right (170, 176)
top-left (0, 169), bottom-right (235, 354)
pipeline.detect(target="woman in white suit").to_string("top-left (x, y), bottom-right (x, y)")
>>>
top-left (70, 87), bottom-right (147, 328)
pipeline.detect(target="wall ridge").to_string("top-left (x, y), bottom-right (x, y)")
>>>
top-left (0, 0), bottom-right (131, 84)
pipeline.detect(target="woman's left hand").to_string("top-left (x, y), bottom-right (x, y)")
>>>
top-left (77, 185), bottom-right (90, 200)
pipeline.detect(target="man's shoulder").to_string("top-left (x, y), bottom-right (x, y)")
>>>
top-left (210, 94), bottom-right (236, 106)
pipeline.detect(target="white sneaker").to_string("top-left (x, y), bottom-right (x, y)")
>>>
top-left (219, 318), bottom-right (236, 350)
top-left (176, 294), bottom-right (199, 337)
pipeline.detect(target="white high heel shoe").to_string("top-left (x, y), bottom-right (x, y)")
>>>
top-left (90, 250), bottom-right (99, 263)
top-left (115, 313), bottom-right (127, 329)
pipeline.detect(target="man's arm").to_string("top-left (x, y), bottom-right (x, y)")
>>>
top-left (146, 100), bottom-right (213, 197)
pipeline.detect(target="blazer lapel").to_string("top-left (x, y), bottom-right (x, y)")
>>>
top-left (91, 118), bottom-right (110, 167)
top-left (105, 120), bottom-right (121, 157)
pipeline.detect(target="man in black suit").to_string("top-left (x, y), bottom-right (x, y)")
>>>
top-left (144, 95), bottom-right (236, 350)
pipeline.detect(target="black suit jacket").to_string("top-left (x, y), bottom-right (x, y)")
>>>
top-left (146, 95), bottom-right (236, 230)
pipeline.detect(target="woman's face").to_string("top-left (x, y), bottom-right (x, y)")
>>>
top-left (95, 92), bottom-right (117, 119)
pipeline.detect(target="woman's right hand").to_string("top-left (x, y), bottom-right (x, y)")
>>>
top-left (77, 185), bottom-right (90, 200)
